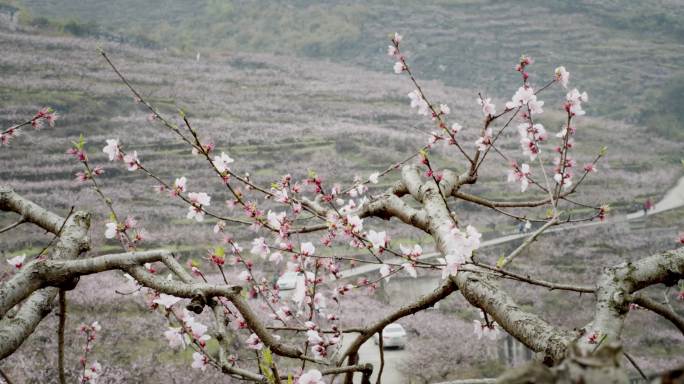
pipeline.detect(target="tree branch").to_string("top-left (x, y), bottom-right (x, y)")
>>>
top-left (628, 292), bottom-right (684, 334)
top-left (580, 247), bottom-right (684, 352)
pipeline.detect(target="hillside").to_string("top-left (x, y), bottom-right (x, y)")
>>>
top-left (0, 9), bottom-right (683, 383)
top-left (1, 15), bottom-right (681, 255)
top-left (9, 0), bottom-right (684, 129)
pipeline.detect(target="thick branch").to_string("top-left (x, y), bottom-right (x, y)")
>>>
top-left (0, 287), bottom-right (57, 359)
top-left (581, 247), bottom-right (684, 352)
top-left (0, 187), bottom-right (65, 233)
top-left (401, 165), bottom-right (574, 363)
top-left (629, 293), bottom-right (684, 334)
top-left (361, 193), bottom-right (429, 232)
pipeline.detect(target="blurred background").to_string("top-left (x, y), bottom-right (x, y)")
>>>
top-left (0, 1), bottom-right (682, 383)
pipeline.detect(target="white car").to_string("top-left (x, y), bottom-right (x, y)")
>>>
top-left (373, 323), bottom-right (407, 349)
top-left (277, 271), bottom-right (314, 299)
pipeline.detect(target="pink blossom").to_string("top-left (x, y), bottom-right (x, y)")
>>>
top-left (191, 352), bottom-right (208, 370)
top-left (300, 242), bottom-right (315, 256)
top-left (477, 97), bottom-right (496, 116)
top-left (298, 369), bottom-right (324, 384)
top-left (475, 128), bottom-right (493, 152)
top-left (123, 151), bottom-right (140, 171)
top-left (153, 293), bottom-right (181, 309)
top-left (163, 327), bottom-right (185, 349)
top-left (250, 237), bottom-right (270, 258)
top-left (554, 172), bottom-right (573, 189)
top-left (182, 313), bottom-right (209, 340)
top-left (507, 163), bottom-right (531, 192)
top-left (587, 331), bottom-right (600, 344)
top-left (80, 360), bottom-right (102, 383)
top-left (368, 172), bottom-right (380, 184)
top-left (565, 88), bottom-right (588, 116)
top-left (402, 263), bottom-right (417, 278)
top-left (276, 306), bottom-right (294, 322)
top-left (238, 270), bottom-right (252, 283)
top-left (7, 254), bottom-right (25, 269)
top-left (393, 32), bottom-right (402, 44)
top-left (583, 163), bottom-right (598, 173)
top-left (292, 274), bottom-right (307, 306)
top-left (555, 66), bottom-right (570, 88)
top-left (213, 220), bottom-right (225, 234)
top-left (102, 139), bottom-right (121, 161)
top-left (505, 86), bottom-right (544, 114)
top-left (367, 230), bottom-right (387, 251)
top-left (408, 90), bottom-right (429, 116)
top-left (245, 333), bottom-right (263, 350)
top-left (213, 152), bottom-right (234, 173)
top-left (400, 244), bottom-right (422, 259)
top-left (447, 225), bottom-right (481, 266)
top-left (393, 61), bottom-right (405, 74)
top-left (520, 137), bottom-right (539, 161)
top-left (104, 222), bottom-right (118, 239)
top-left (313, 292), bottom-right (326, 310)
top-left (187, 192), bottom-right (211, 222)
top-left (473, 319), bottom-right (500, 340)
top-left (172, 177), bottom-right (187, 196)
top-left (439, 258), bottom-right (459, 279)
top-left (274, 188), bottom-right (289, 204)
top-left (269, 251), bottom-right (283, 264)
top-left (439, 103), bottom-right (450, 115)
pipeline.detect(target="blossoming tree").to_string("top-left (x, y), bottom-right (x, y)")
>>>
top-left (1, 33), bottom-right (683, 384)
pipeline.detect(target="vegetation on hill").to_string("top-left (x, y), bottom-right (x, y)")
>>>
top-left (8, 0), bottom-right (684, 129)
top-left (0, 3), bottom-right (682, 381)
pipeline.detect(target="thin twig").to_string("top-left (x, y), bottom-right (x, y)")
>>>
top-left (376, 329), bottom-right (384, 384)
top-left (58, 289), bottom-right (67, 384)
top-left (0, 368), bottom-right (15, 384)
top-left (468, 262), bottom-right (595, 293)
top-left (33, 207), bottom-right (74, 259)
top-left (499, 217), bottom-right (558, 268)
top-left (622, 351), bottom-right (647, 380)
top-left (0, 219), bottom-right (25, 235)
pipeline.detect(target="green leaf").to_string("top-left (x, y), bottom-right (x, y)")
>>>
top-left (599, 146), bottom-right (608, 156)
top-left (178, 108), bottom-right (186, 118)
top-left (496, 255), bottom-right (505, 268)
top-left (287, 375), bottom-right (293, 384)
top-left (214, 246), bottom-right (225, 258)
top-left (259, 349), bottom-right (275, 383)
top-left (262, 347), bottom-right (273, 365)
top-left (77, 134), bottom-right (86, 150)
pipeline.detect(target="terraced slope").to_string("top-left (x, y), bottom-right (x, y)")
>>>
top-left (12, 0), bottom-right (684, 122)
top-left (0, 18), bottom-right (680, 256)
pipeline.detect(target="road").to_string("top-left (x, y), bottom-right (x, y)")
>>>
top-left (338, 333), bottom-right (407, 384)
top-left (340, 175), bottom-right (684, 281)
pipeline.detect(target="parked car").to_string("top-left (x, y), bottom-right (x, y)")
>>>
top-left (277, 271), bottom-right (314, 299)
top-left (373, 323), bottom-right (407, 349)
